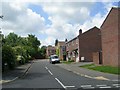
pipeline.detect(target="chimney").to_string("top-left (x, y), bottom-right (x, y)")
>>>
top-left (79, 29), bottom-right (82, 35)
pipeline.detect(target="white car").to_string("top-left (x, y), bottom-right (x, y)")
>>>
top-left (49, 55), bottom-right (60, 64)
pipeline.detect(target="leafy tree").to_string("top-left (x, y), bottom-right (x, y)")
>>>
top-left (56, 48), bottom-right (59, 56)
top-left (2, 32), bottom-right (42, 71)
top-left (17, 37), bottom-right (28, 46)
top-left (0, 31), bottom-right (5, 46)
top-left (26, 34), bottom-right (41, 59)
top-left (27, 34), bottom-right (41, 49)
top-left (2, 45), bottom-right (16, 71)
top-left (4, 33), bottom-right (20, 47)
top-left (55, 39), bottom-right (58, 46)
top-left (40, 46), bottom-right (47, 58)
top-left (65, 38), bottom-right (68, 42)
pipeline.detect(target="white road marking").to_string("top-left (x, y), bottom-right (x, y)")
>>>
top-left (55, 78), bottom-right (66, 89)
top-left (65, 86), bottom-right (75, 88)
top-left (96, 85), bottom-right (107, 87)
top-left (45, 67), bottom-right (48, 70)
top-left (55, 78), bottom-right (75, 89)
top-left (97, 85), bottom-right (112, 88)
top-left (115, 86), bottom-right (120, 88)
top-left (112, 80), bottom-right (119, 82)
top-left (67, 69), bottom-right (71, 71)
top-left (113, 84), bottom-right (120, 86)
top-left (112, 84), bottom-right (120, 88)
top-left (99, 86), bottom-right (111, 88)
top-left (48, 70), bottom-right (53, 75)
top-left (80, 74), bottom-right (84, 76)
top-left (12, 77), bottom-right (19, 81)
top-left (73, 71), bottom-right (78, 74)
top-left (81, 85), bottom-right (92, 87)
top-left (84, 75), bottom-right (93, 79)
top-left (81, 85), bottom-right (95, 89)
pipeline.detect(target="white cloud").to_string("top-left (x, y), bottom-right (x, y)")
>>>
top-left (41, 36), bottom-right (55, 46)
top-left (3, 0), bottom-right (119, 2)
top-left (1, 1), bottom-right (117, 46)
top-left (41, 2), bottom-right (94, 24)
top-left (78, 13), bottom-right (106, 32)
top-left (2, 2), bottom-right (45, 36)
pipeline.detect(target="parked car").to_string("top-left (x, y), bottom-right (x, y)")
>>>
top-left (49, 55), bottom-right (60, 64)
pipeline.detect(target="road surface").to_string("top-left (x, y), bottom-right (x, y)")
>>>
top-left (2, 59), bottom-right (119, 90)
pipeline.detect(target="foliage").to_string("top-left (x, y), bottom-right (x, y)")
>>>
top-left (56, 48), bottom-right (59, 56)
top-left (2, 45), bottom-right (16, 71)
top-left (35, 46), bottom-right (47, 59)
top-left (40, 46), bottom-right (47, 58)
top-left (55, 39), bottom-right (58, 46)
top-left (2, 32), bottom-right (46, 71)
top-left (4, 33), bottom-right (20, 47)
top-left (27, 34), bottom-right (41, 49)
top-left (65, 38), bottom-right (68, 42)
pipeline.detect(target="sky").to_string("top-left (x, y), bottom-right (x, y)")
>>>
top-left (0, 0), bottom-right (119, 46)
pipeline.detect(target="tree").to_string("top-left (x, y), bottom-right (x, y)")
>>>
top-left (2, 45), bottom-right (16, 71)
top-left (26, 34), bottom-right (41, 59)
top-left (40, 46), bottom-right (47, 58)
top-left (56, 48), bottom-right (59, 56)
top-left (4, 33), bottom-right (20, 47)
top-left (27, 34), bottom-right (41, 49)
top-left (55, 39), bottom-right (58, 46)
top-left (0, 31), bottom-right (4, 46)
top-left (65, 38), bottom-right (68, 42)
top-left (2, 32), bottom-right (42, 69)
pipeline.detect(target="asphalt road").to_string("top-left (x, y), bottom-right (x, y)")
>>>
top-left (2, 59), bottom-right (119, 90)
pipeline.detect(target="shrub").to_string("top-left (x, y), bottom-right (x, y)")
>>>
top-left (2, 45), bottom-right (16, 71)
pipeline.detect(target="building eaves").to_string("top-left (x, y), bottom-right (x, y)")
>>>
top-left (80, 26), bottom-right (100, 36)
top-left (66, 35), bottom-right (79, 44)
top-left (100, 7), bottom-right (120, 29)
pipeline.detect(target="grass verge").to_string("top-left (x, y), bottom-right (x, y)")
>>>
top-left (80, 64), bottom-right (120, 75)
top-left (61, 60), bottom-right (74, 64)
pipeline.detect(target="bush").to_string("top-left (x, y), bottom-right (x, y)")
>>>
top-left (2, 45), bottom-right (16, 71)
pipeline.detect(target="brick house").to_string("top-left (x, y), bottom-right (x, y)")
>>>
top-left (46, 45), bottom-right (56, 58)
top-left (101, 7), bottom-right (120, 67)
top-left (79, 26), bottom-right (102, 62)
top-left (66, 27), bottom-right (101, 62)
top-left (55, 41), bottom-right (66, 60)
top-left (66, 36), bottom-right (79, 62)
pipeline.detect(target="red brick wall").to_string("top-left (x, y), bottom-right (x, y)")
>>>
top-left (79, 27), bottom-right (101, 62)
top-left (101, 8), bottom-right (119, 67)
top-left (46, 46), bottom-right (56, 57)
top-left (66, 37), bottom-right (79, 53)
top-left (66, 37), bottom-right (79, 61)
top-left (93, 52), bottom-right (99, 65)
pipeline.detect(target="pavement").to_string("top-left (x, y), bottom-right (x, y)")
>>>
top-left (56, 62), bottom-right (119, 82)
top-left (0, 61), bottom-right (33, 84)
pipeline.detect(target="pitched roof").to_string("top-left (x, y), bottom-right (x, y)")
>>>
top-left (100, 7), bottom-right (120, 28)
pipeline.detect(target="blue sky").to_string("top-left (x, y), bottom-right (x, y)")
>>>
top-left (1, 1), bottom-right (119, 46)
top-left (28, 4), bottom-right (52, 25)
top-left (28, 2), bottom-right (118, 24)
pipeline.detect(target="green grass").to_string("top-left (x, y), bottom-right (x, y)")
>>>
top-left (80, 64), bottom-right (120, 75)
top-left (61, 60), bottom-right (74, 64)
